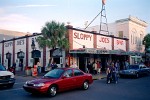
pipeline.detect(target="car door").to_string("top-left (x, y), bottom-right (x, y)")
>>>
top-left (59, 69), bottom-right (76, 91)
top-left (141, 65), bottom-right (148, 74)
top-left (73, 69), bottom-right (85, 88)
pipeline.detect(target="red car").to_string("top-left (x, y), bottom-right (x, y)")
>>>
top-left (23, 68), bottom-right (93, 97)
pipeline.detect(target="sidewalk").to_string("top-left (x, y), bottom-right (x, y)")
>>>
top-left (92, 73), bottom-right (107, 80)
top-left (15, 71), bottom-right (106, 80)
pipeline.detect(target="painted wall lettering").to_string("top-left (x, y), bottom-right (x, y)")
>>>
top-left (17, 39), bottom-right (24, 45)
top-left (5, 42), bottom-right (13, 47)
top-left (74, 32), bottom-right (92, 41)
top-left (99, 37), bottom-right (109, 43)
top-left (117, 40), bottom-right (123, 45)
top-left (114, 38), bottom-right (126, 51)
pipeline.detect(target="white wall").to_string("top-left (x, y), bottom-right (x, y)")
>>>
top-left (114, 38), bottom-right (126, 51)
top-left (72, 30), bottom-right (94, 49)
top-left (15, 38), bottom-right (26, 70)
top-left (3, 41), bottom-right (13, 68)
top-left (28, 35), bottom-right (43, 67)
top-left (97, 35), bottom-right (112, 50)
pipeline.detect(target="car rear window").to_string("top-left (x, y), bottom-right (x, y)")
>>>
top-left (129, 65), bottom-right (139, 69)
top-left (0, 65), bottom-right (6, 71)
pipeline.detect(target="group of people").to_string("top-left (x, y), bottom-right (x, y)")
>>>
top-left (86, 61), bottom-right (102, 75)
top-left (106, 60), bottom-right (122, 84)
top-left (46, 62), bottom-right (58, 71)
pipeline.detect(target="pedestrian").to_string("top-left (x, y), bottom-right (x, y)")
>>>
top-left (65, 63), bottom-right (69, 68)
top-left (70, 62), bottom-right (78, 68)
top-left (87, 61), bottom-right (92, 73)
top-left (124, 60), bottom-right (129, 69)
top-left (93, 61), bottom-right (97, 75)
top-left (106, 64), bottom-right (112, 84)
top-left (12, 62), bottom-right (16, 75)
top-left (32, 64), bottom-right (38, 77)
top-left (37, 61), bottom-right (41, 73)
top-left (19, 61), bottom-right (23, 71)
top-left (111, 63), bottom-right (118, 84)
top-left (51, 62), bottom-right (55, 70)
top-left (53, 62), bottom-right (58, 69)
top-left (97, 61), bottom-right (101, 74)
top-left (115, 60), bottom-right (120, 72)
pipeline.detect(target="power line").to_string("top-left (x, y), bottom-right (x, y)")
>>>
top-left (84, 10), bottom-right (102, 30)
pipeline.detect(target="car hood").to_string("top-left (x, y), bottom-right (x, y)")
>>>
top-left (122, 69), bottom-right (138, 72)
top-left (27, 78), bottom-right (57, 84)
top-left (0, 71), bottom-right (14, 76)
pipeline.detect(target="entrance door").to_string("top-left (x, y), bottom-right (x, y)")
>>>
top-left (79, 56), bottom-right (85, 72)
top-left (8, 58), bottom-right (11, 68)
top-left (34, 58), bottom-right (39, 65)
top-left (101, 58), bottom-right (106, 71)
top-left (19, 59), bottom-right (23, 64)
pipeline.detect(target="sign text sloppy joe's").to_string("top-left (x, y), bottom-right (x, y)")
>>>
top-left (74, 32), bottom-right (92, 41)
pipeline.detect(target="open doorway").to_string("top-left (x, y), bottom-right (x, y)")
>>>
top-left (79, 56), bottom-right (86, 72)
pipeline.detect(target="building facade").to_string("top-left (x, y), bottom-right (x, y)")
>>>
top-left (0, 26), bottom-right (129, 72)
top-left (66, 25), bottom-right (129, 72)
top-left (85, 16), bottom-right (148, 64)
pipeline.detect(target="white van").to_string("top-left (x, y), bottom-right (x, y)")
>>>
top-left (0, 64), bottom-right (15, 88)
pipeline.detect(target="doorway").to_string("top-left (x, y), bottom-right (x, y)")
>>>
top-left (8, 58), bottom-right (11, 68)
top-left (79, 56), bottom-right (85, 72)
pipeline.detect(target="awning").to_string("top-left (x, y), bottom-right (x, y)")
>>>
top-left (69, 48), bottom-right (144, 56)
top-left (69, 48), bottom-right (109, 54)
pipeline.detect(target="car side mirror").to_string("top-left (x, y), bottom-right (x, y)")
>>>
top-left (62, 76), bottom-right (67, 79)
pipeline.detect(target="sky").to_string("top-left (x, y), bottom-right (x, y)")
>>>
top-left (0, 0), bottom-right (150, 34)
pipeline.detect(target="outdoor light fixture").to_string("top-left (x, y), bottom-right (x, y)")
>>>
top-left (31, 38), bottom-right (35, 50)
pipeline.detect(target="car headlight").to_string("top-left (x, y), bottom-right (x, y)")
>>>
top-left (25, 81), bottom-right (29, 84)
top-left (129, 71), bottom-right (136, 74)
top-left (10, 74), bottom-right (15, 78)
top-left (33, 83), bottom-right (45, 87)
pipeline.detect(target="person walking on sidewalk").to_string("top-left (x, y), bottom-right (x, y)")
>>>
top-left (37, 61), bottom-right (41, 74)
top-left (87, 61), bottom-right (92, 74)
top-left (97, 61), bottom-right (101, 74)
top-left (106, 64), bottom-right (112, 84)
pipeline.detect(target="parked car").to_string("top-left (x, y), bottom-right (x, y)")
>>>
top-left (23, 68), bottom-right (93, 97)
top-left (119, 64), bottom-right (150, 78)
top-left (0, 64), bottom-right (15, 88)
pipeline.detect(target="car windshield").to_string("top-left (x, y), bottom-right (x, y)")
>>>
top-left (129, 65), bottom-right (139, 69)
top-left (44, 69), bottom-right (64, 79)
top-left (0, 64), bottom-right (6, 71)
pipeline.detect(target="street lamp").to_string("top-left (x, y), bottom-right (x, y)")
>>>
top-left (31, 38), bottom-right (35, 50)
top-left (31, 38), bottom-right (35, 66)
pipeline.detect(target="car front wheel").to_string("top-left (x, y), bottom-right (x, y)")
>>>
top-left (82, 81), bottom-right (89, 90)
top-left (48, 85), bottom-right (57, 97)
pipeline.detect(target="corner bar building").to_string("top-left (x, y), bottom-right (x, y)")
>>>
top-left (67, 25), bottom-right (129, 72)
top-left (0, 25), bottom-right (130, 72)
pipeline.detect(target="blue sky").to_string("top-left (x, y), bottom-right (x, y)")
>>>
top-left (0, 0), bottom-right (150, 33)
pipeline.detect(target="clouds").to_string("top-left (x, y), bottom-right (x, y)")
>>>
top-left (0, 14), bottom-right (41, 33)
top-left (0, 8), bottom-right (5, 14)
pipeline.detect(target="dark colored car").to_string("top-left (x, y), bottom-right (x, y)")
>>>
top-left (23, 68), bottom-right (93, 97)
top-left (0, 64), bottom-right (15, 88)
top-left (119, 64), bottom-right (150, 78)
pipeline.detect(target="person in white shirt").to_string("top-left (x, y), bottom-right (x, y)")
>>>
top-left (70, 62), bottom-right (78, 68)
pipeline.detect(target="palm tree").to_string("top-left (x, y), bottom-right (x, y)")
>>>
top-left (36, 20), bottom-right (69, 65)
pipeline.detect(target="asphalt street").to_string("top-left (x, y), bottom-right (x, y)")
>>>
top-left (0, 75), bottom-right (150, 100)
